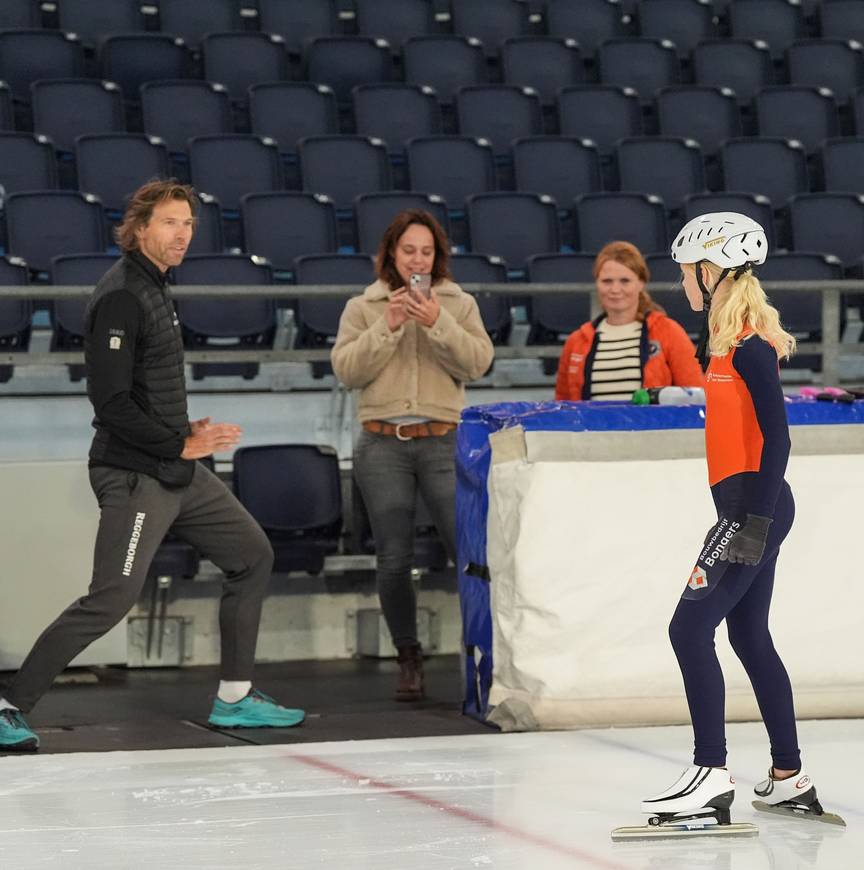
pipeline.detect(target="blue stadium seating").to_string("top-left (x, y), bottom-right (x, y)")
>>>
top-left (656, 86), bottom-right (741, 157)
top-left (0, 132), bottom-right (58, 193)
top-left (187, 192), bottom-right (225, 256)
top-left (305, 36), bottom-right (392, 104)
top-left (6, 191), bottom-right (105, 274)
top-left (407, 136), bottom-right (497, 208)
top-left (545, 0), bottom-right (626, 60)
top-left (76, 134), bottom-right (171, 213)
top-left (404, 36), bottom-right (488, 105)
top-left (598, 38), bottom-right (680, 103)
top-left (257, 0), bottom-right (337, 57)
top-left (525, 252), bottom-right (594, 347)
top-left (449, 253), bottom-right (512, 346)
top-left (0, 30), bottom-right (84, 103)
top-left (756, 86), bottom-right (840, 154)
top-left (513, 137), bottom-right (603, 212)
top-left (451, 0), bottom-right (530, 57)
top-left (501, 37), bottom-right (584, 106)
top-left (821, 1), bottom-right (864, 44)
top-left (189, 135), bottom-right (284, 212)
top-left (721, 138), bottom-right (808, 208)
top-left (467, 192), bottom-right (560, 274)
top-left (558, 85), bottom-right (643, 156)
top-left (353, 84), bottom-right (443, 156)
top-left (575, 192), bottom-right (668, 253)
top-left (0, 253), bottom-right (31, 384)
top-left (57, 0), bottom-right (143, 49)
top-left (156, 0), bottom-right (240, 49)
top-left (456, 85), bottom-right (543, 158)
top-left (787, 39), bottom-right (864, 106)
top-left (242, 191), bottom-right (338, 274)
top-left (355, 0), bottom-right (436, 48)
top-left (638, 0), bottom-right (717, 58)
top-left (692, 39), bottom-right (773, 105)
top-left (0, 82), bottom-right (11, 129)
top-left (141, 81), bottom-right (233, 155)
top-left (728, 0), bottom-right (804, 60)
top-left (789, 192), bottom-right (864, 270)
top-left (616, 137), bottom-right (705, 212)
top-left (100, 34), bottom-right (191, 103)
top-left (822, 137), bottom-right (864, 194)
top-left (0, 0), bottom-right (41, 29)
top-left (202, 33), bottom-right (290, 105)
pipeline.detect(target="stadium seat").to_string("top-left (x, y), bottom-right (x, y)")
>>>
top-left (100, 34), bottom-right (192, 103)
top-left (257, 0), bottom-right (337, 57)
top-left (187, 192), bottom-right (225, 256)
top-left (0, 0), bottom-right (41, 29)
top-left (141, 81), bottom-right (233, 156)
top-left (728, 0), bottom-right (804, 60)
top-left (6, 191), bottom-right (105, 274)
top-left (76, 134), bottom-right (171, 214)
top-left (456, 85), bottom-right (543, 158)
top-left (173, 253), bottom-right (276, 380)
top-left (449, 252), bottom-right (512, 345)
top-left (656, 86), bottom-right (741, 157)
top-left (56, 0), bottom-right (143, 49)
top-left (721, 138), bottom-right (808, 208)
top-left (249, 82), bottom-right (338, 164)
top-left (31, 79), bottom-right (125, 155)
top-left (638, 0), bottom-right (717, 58)
top-left (188, 134), bottom-right (284, 212)
top-left (233, 444), bottom-right (343, 575)
top-left (558, 85), bottom-right (643, 156)
top-left (546, 0), bottom-right (626, 60)
top-left (682, 192), bottom-right (776, 248)
top-left (513, 136), bottom-right (602, 215)
top-left (0, 132), bottom-right (58, 194)
top-left (0, 82), bottom-right (12, 129)
top-left (641, 253), bottom-right (701, 335)
top-left (242, 191), bottom-right (338, 274)
top-left (692, 39), bottom-right (773, 105)
top-left (305, 36), bottom-right (393, 105)
top-left (822, 137), bottom-right (864, 194)
top-left (354, 192), bottom-right (450, 255)
top-left (501, 37), bottom-right (584, 106)
top-left (355, 0), bottom-right (436, 48)
top-left (156, 0), bottom-right (240, 49)
top-left (403, 36), bottom-right (488, 105)
top-left (616, 137), bottom-right (705, 212)
top-left (353, 84), bottom-right (442, 156)
top-left (821, 1), bottom-right (864, 44)
top-left (598, 38), bottom-right (680, 104)
top-left (407, 136), bottom-right (497, 210)
top-left (467, 191), bottom-right (560, 275)
top-left (0, 30), bottom-right (84, 103)
top-left (298, 135), bottom-right (391, 211)
top-left (0, 254), bottom-right (31, 384)
top-left (575, 192), bottom-right (668, 254)
top-left (451, 0), bottom-right (530, 57)
top-left (756, 86), bottom-right (840, 154)
top-left (789, 192), bottom-right (864, 270)
top-left (202, 33), bottom-right (290, 105)
top-left (787, 39), bottom-right (864, 106)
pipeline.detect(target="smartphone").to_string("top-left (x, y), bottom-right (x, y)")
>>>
top-left (410, 273), bottom-right (432, 299)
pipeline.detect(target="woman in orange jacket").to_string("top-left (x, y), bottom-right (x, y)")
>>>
top-left (555, 241), bottom-right (704, 401)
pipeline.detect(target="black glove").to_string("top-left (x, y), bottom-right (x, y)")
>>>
top-left (720, 514), bottom-right (772, 565)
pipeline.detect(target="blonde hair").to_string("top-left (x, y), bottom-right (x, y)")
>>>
top-left (688, 262), bottom-right (796, 360)
top-left (593, 240), bottom-right (664, 321)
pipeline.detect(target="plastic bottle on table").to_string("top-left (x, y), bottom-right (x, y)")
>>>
top-left (632, 386), bottom-right (705, 405)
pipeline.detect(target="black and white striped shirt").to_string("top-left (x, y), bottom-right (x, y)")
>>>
top-left (589, 321), bottom-right (643, 400)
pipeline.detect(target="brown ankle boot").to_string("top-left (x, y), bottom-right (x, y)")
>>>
top-left (395, 644), bottom-right (425, 701)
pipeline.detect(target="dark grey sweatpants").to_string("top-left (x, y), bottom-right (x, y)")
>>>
top-left (5, 462), bottom-right (273, 713)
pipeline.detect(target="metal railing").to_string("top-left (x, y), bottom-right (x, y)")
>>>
top-left (1, 281), bottom-right (860, 385)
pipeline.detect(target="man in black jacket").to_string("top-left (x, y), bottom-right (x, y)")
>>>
top-left (0, 181), bottom-right (303, 751)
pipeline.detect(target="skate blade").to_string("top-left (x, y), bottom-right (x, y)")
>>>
top-left (611, 823), bottom-right (758, 842)
top-left (752, 800), bottom-right (847, 827)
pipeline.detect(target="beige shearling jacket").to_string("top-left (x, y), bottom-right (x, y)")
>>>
top-left (331, 278), bottom-right (495, 423)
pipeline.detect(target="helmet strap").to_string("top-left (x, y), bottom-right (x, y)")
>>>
top-left (694, 264), bottom-right (730, 372)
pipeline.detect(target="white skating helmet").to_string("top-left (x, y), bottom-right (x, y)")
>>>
top-left (671, 212), bottom-right (768, 269)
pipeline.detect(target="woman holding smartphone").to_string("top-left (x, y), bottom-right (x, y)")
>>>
top-left (332, 209), bottom-right (494, 700)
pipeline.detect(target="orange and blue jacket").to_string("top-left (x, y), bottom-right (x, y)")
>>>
top-left (554, 311), bottom-right (704, 401)
top-left (705, 331), bottom-right (790, 518)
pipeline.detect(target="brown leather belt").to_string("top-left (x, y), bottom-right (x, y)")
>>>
top-left (363, 420), bottom-right (457, 440)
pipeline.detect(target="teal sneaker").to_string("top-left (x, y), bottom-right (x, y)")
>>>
top-left (208, 689), bottom-right (305, 729)
top-left (0, 708), bottom-right (39, 751)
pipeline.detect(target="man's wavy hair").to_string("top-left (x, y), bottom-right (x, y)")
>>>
top-left (115, 179), bottom-right (199, 253)
top-left (376, 209), bottom-right (452, 291)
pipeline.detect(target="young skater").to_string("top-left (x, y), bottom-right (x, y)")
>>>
top-left (614, 213), bottom-right (844, 840)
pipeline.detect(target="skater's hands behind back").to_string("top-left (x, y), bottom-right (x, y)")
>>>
top-left (721, 514), bottom-right (772, 565)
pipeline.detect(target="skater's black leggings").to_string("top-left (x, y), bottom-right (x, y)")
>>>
top-left (669, 482), bottom-right (800, 770)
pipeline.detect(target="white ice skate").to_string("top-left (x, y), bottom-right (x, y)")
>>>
top-left (612, 766), bottom-right (758, 842)
top-left (752, 768), bottom-right (846, 826)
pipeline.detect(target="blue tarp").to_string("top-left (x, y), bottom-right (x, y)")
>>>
top-left (455, 398), bottom-right (864, 718)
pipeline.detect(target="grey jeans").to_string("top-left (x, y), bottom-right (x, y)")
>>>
top-left (353, 429), bottom-right (457, 649)
top-left (5, 462), bottom-right (273, 713)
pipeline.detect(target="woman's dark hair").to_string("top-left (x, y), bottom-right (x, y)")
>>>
top-left (115, 179), bottom-right (199, 253)
top-left (376, 209), bottom-right (452, 291)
